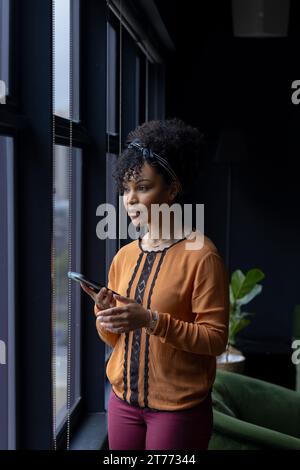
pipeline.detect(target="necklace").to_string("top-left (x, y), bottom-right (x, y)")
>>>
top-left (147, 240), bottom-right (173, 248)
top-left (142, 234), bottom-right (176, 250)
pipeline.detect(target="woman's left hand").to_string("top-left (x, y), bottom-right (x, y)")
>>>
top-left (96, 293), bottom-right (150, 333)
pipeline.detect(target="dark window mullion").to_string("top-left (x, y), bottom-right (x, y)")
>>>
top-left (17, 0), bottom-right (53, 449)
top-left (106, 133), bottom-right (119, 155)
top-left (54, 116), bottom-right (92, 148)
top-left (0, 108), bottom-right (30, 134)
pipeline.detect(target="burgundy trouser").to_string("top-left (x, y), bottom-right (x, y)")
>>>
top-left (107, 389), bottom-right (213, 451)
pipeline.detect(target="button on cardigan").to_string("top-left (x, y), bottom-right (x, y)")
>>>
top-left (94, 231), bottom-right (230, 411)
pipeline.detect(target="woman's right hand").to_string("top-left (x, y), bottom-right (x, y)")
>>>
top-left (80, 282), bottom-right (116, 317)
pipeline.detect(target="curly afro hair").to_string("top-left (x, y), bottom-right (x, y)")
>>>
top-left (112, 118), bottom-right (205, 206)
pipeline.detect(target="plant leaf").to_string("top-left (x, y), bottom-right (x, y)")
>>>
top-left (236, 269), bottom-right (265, 299)
top-left (236, 284), bottom-right (262, 306)
top-left (231, 270), bottom-right (245, 299)
top-left (238, 311), bottom-right (255, 319)
top-left (230, 318), bottom-right (251, 340)
top-left (229, 285), bottom-right (235, 304)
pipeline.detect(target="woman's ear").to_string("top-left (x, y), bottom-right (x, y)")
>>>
top-left (169, 181), bottom-right (180, 202)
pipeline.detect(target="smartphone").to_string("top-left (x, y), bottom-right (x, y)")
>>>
top-left (67, 271), bottom-right (119, 295)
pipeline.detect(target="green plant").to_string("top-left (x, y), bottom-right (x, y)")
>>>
top-left (227, 268), bottom-right (265, 355)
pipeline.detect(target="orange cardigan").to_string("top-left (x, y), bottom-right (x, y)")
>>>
top-left (94, 232), bottom-right (229, 411)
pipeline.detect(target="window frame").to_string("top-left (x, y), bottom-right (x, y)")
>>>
top-left (53, 145), bottom-right (83, 435)
top-left (53, 0), bottom-right (80, 122)
top-left (0, 0), bottom-right (19, 109)
top-left (0, 136), bottom-right (16, 450)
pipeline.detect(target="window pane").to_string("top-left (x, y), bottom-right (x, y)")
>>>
top-left (54, 0), bottom-right (70, 119)
top-left (145, 58), bottom-right (149, 122)
top-left (0, 0), bottom-right (10, 100)
top-left (156, 64), bottom-right (165, 119)
top-left (0, 136), bottom-right (15, 449)
top-left (54, 0), bottom-right (80, 121)
top-left (138, 54), bottom-right (146, 124)
top-left (71, 0), bottom-right (80, 122)
top-left (107, 22), bottom-right (117, 134)
top-left (148, 63), bottom-right (165, 120)
top-left (148, 62), bottom-right (158, 120)
top-left (135, 55), bottom-right (140, 126)
top-left (53, 145), bottom-right (82, 431)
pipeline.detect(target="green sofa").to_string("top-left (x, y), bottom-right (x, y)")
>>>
top-left (209, 369), bottom-right (300, 450)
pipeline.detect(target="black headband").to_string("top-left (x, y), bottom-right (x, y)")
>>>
top-left (127, 138), bottom-right (183, 193)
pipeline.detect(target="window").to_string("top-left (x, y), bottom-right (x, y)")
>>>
top-left (145, 58), bottom-right (149, 122)
top-left (54, 0), bottom-right (80, 121)
top-left (107, 22), bottom-right (118, 136)
top-left (53, 145), bottom-right (82, 432)
top-left (0, 0), bottom-right (10, 101)
top-left (148, 61), bottom-right (166, 120)
top-left (52, 0), bottom-right (82, 437)
top-left (0, 136), bottom-right (15, 450)
top-left (137, 53), bottom-right (146, 124)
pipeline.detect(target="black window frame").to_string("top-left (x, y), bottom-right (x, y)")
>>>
top-left (0, 135), bottom-right (16, 450)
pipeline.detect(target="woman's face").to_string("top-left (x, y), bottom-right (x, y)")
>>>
top-left (122, 162), bottom-right (177, 227)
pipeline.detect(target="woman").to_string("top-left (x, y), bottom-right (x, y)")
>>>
top-left (81, 118), bottom-right (229, 450)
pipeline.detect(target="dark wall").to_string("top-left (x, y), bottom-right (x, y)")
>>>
top-left (160, 0), bottom-right (300, 344)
